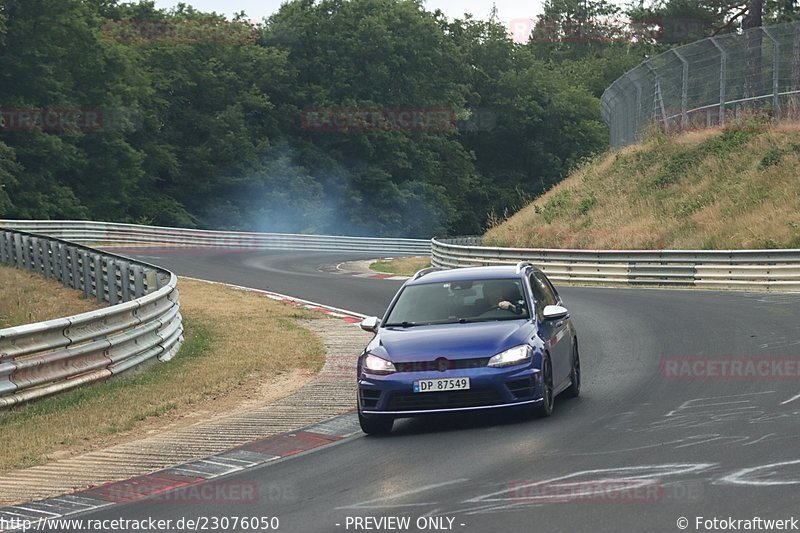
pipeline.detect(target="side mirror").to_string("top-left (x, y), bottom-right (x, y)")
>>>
top-left (359, 316), bottom-right (380, 333)
top-left (542, 305), bottom-right (569, 320)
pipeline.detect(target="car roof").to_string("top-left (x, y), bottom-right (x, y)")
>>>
top-left (406, 265), bottom-right (535, 285)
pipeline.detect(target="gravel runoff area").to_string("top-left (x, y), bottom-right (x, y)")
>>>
top-left (0, 318), bottom-right (371, 506)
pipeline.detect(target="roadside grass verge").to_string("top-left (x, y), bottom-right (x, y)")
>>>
top-left (0, 277), bottom-right (326, 473)
top-left (484, 122), bottom-right (800, 250)
top-left (0, 265), bottom-right (103, 328)
top-left (369, 256), bottom-right (431, 276)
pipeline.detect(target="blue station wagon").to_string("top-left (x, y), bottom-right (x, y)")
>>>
top-left (357, 262), bottom-right (581, 434)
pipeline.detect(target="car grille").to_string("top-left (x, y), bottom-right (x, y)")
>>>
top-left (506, 377), bottom-right (536, 398)
top-left (394, 357), bottom-right (491, 373)
top-left (387, 389), bottom-right (502, 411)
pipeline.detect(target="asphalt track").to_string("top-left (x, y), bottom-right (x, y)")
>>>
top-left (59, 249), bottom-right (800, 532)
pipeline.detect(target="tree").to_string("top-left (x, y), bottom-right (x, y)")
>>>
top-left (742, 0), bottom-right (764, 100)
top-left (0, 0), bottom-right (627, 236)
top-left (531, 0), bottom-right (627, 61)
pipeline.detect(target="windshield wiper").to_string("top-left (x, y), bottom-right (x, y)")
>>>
top-left (384, 321), bottom-right (421, 328)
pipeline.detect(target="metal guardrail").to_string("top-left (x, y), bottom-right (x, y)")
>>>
top-left (0, 220), bottom-right (432, 255)
top-left (0, 228), bottom-right (183, 407)
top-left (432, 237), bottom-right (800, 291)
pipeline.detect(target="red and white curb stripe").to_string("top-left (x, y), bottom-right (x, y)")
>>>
top-left (323, 259), bottom-right (411, 281)
top-left (349, 272), bottom-right (409, 281)
top-left (0, 414), bottom-right (362, 530)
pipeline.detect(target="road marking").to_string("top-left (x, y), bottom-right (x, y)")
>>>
top-left (673, 435), bottom-right (750, 448)
top-left (719, 459), bottom-right (800, 486)
top-left (742, 433), bottom-right (776, 446)
top-left (9, 506), bottom-right (59, 516)
top-left (568, 436), bottom-right (713, 456)
top-left (780, 392), bottom-right (800, 405)
top-left (664, 391), bottom-right (776, 417)
top-left (465, 463), bottom-right (715, 503)
top-left (336, 479), bottom-right (468, 509)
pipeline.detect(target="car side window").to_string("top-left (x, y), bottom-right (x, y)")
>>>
top-left (542, 275), bottom-right (561, 304)
top-left (535, 273), bottom-right (557, 307)
top-left (528, 273), bottom-right (546, 317)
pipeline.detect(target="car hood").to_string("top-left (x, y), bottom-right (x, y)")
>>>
top-left (373, 320), bottom-right (533, 362)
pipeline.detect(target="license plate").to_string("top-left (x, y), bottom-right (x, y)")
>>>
top-left (413, 377), bottom-right (470, 393)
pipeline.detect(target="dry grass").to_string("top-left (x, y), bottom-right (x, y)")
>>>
top-left (0, 266), bottom-right (104, 328)
top-left (485, 121), bottom-right (800, 250)
top-left (0, 277), bottom-right (326, 473)
top-left (370, 256), bottom-right (431, 276)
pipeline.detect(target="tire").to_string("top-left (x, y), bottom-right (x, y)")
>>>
top-left (532, 354), bottom-right (554, 418)
top-left (564, 342), bottom-right (581, 398)
top-left (359, 410), bottom-right (394, 435)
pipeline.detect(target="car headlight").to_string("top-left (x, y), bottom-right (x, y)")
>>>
top-left (363, 354), bottom-right (396, 375)
top-left (487, 345), bottom-right (532, 368)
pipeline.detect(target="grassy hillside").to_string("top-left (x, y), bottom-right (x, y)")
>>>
top-left (484, 122), bottom-right (800, 250)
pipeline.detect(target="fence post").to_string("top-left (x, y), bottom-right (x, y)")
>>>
top-left (645, 62), bottom-right (667, 132)
top-left (673, 49), bottom-right (689, 131)
top-left (710, 37), bottom-right (727, 126)
top-left (794, 24), bottom-right (800, 119)
top-left (762, 26), bottom-right (781, 121)
top-left (634, 80), bottom-right (643, 140)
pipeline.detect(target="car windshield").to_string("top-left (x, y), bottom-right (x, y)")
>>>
top-left (384, 278), bottom-right (529, 326)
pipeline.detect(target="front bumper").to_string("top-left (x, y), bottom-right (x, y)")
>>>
top-left (358, 365), bottom-right (543, 416)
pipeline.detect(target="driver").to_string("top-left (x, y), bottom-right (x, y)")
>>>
top-left (482, 282), bottom-right (522, 314)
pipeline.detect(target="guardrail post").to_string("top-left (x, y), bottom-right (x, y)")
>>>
top-left (119, 260), bottom-right (131, 302)
top-left (81, 250), bottom-right (92, 299)
top-left (145, 269), bottom-right (157, 294)
top-left (0, 232), bottom-right (8, 264)
top-left (31, 236), bottom-right (42, 275)
top-left (107, 258), bottom-right (119, 305)
top-left (22, 234), bottom-right (32, 270)
top-left (94, 255), bottom-right (105, 303)
top-left (58, 244), bottom-right (71, 289)
top-left (133, 265), bottom-right (145, 298)
top-left (46, 240), bottom-right (56, 279)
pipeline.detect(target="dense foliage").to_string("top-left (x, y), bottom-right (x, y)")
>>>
top-left (5, 0), bottom-right (784, 236)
